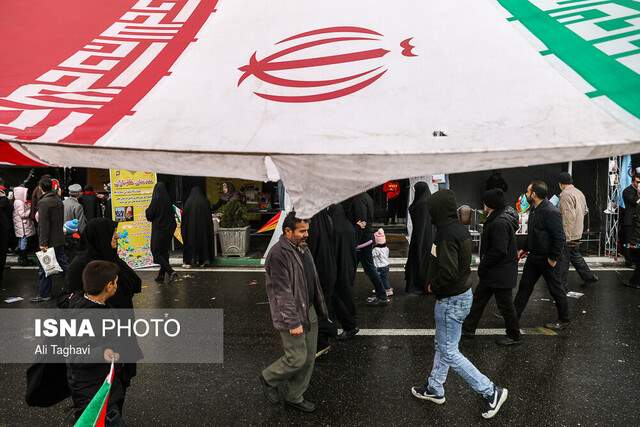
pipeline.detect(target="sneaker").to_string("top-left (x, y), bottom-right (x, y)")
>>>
top-left (366, 297), bottom-right (389, 306)
top-left (495, 337), bottom-right (522, 346)
top-left (386, 288), bottom-right (394, 297)
top-left (411, 385), bottom-right (445, 404)
top-left (482, 386), bottom-right (508, 419)
top-left (336, 327), bottom-right (360, 340)
top-left (181, 264), bottom-right (192, 269)
top-left (544, 321), bottom-right (570, 330)
top-left (30, 296), bottom-right (44, 303)
top-left (315, 345), bottom-right (331, 358)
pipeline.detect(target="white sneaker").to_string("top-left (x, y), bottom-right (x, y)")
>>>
top-left (482, 386), bottom-right (508, 419)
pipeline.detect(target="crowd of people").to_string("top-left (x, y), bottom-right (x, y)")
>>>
top-left (3, 170), bottom-right (639, 423)
top-left (0, 175), bottom-right (242, 301)
top-left (258, 170), bottom-right (640, 419)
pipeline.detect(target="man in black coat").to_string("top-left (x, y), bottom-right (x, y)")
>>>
top-left (463, 189), bottom-right (521, 346)
top-left (32, 177), bottom-right (69, 302)
top-left (350, 192), bottom-right (389, 306)
top-left (621, 175), bottom-right (640, 267)
top-left (513, 180), bottom-right (568, 330)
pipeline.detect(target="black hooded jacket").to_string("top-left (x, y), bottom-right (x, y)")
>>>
top-left (478, 207), bottom-right (519, 289)
top-left (181, 187), bottom-right (215, 265)
top-left (425, 190), bottom-right (472, 299)
top-left (405, 182), bottom-right (433, 293)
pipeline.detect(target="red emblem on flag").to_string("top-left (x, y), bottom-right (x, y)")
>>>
top-left (238, 26), bottom-right (416, 103)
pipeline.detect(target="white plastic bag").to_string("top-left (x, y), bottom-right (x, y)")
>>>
top-left (36, 248), bottom-right (63, 277)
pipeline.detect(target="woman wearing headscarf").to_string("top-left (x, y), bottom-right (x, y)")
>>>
top-left (308, 207), bottom-right (338, 354)
top-left (330, 203), bottom-right (359, 339)
top-left (145, 182), bottom-right (177, 283)
top-left (65, 217), bottom-right (143, 390)
top-left (211, 182), bottom-right (242, 212)
top-left (181, 186), bottom-right (215, 267)
top-left (66, 218), bottom-right (142, 308)
top-left (405, 182), bottom-right (433, 295)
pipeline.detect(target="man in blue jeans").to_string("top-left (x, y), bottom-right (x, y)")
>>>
top-left (31, 177), bottom-right (69, 302)
top-left (411, 190), bottom-right (508, 419)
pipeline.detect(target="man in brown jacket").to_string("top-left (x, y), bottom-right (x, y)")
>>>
top-left (260, 212), bottom-right (328, 413)
top-left (557, 172), bottom-right (598, 291)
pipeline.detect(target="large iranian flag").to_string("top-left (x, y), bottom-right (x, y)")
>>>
top-left (74, 361), bottom-right (115, 427)
top-left (1, 0), bottom-right (639, 217)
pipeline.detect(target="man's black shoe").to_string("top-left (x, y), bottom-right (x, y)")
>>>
top-left (154, 275), bottom-right (164, 283)
top-left (337, 327), bottom-right (360, 340)
top-left (366, 297), bottom-right (389, 306)
top-left (495, 337), bottom-right (523, 346)
top-left (582, 275), bottom-right (599, 287)
top-left (622, 281), bottom-right (640, 289)
top-left (285, 399), bottom-right (316, 413)
top-left (259, 375), bottom-right (280, 404)
top-left (544, 321), bottom-right (570, 330)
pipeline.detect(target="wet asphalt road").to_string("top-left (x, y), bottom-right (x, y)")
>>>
top-left (0, 267), bottom-right (639, 426)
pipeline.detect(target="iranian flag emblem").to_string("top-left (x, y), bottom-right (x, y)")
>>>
top-left (74, 361), bottom-right (115, 427)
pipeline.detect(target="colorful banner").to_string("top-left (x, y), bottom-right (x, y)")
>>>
top-left (109, 170), bottom-right (157, 269)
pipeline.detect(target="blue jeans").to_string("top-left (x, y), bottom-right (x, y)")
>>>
top-left (356, 246), bottom-right (387, 300)
top-left (377, 266), bottom-right (390, 290)
top-left (427, 288), bottom-right (494, 398)
top-left (37, 246), bottom-right (69, 298)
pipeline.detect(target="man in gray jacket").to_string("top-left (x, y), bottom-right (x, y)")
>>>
top-left (63, 184), bottom-right (87, 233)
top-left (556, 172), bottom-right (598, 290)
top-left (260, 212), bottom-right (328, 413)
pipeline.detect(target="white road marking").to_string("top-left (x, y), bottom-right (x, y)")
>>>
top-left (339, 328), bottom-right (557, 336)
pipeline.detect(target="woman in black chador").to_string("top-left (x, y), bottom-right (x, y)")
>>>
top-left (145, 182), bottom-right (177, 283)
top-left (181, 186), bottom-right (215, 267)
top-left (405, 182), bottom-right (433, 295)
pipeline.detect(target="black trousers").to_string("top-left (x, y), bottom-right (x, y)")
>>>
top-left (356, 245), bottom-right (387, 299)
top-left (154, 250), bottom-right (174, 277)
top-left (463, 282), bottom-right (521, 339)
top-left (622, 225), bottom-right (634, 265)
top-left (386, 198), bottom-right (400, 224)
top-left (630, 250), bottom-right (640, 285)
top-left (332, 278), bottom-right (358, 332)
top-left (557, 242), bottom-right (597, 290)
top-left (514, 255), bottom-right (570, 322)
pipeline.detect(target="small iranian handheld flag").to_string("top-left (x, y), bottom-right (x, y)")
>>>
top-left (74, 361), bottom-right (115, 427)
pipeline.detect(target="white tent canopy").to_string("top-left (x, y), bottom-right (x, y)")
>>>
top-left (1, 0), bottom-right (638, 217)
